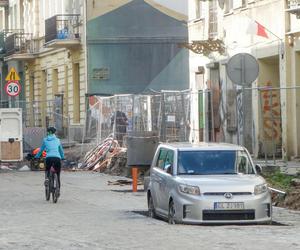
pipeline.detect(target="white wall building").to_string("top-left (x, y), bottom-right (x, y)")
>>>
top-left (188, 0), bottom-right (300, 159)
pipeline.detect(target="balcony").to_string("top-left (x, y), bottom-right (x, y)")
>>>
top-left (3, 30), bottom-right (38, 61)
top-left (44, 14), bottom-right (81, 48)
top-left (286, 0), bottom-right (300, 18)
top-left (0, 0), bottom-right (8, 7)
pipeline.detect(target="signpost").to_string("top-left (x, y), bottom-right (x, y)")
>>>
top-left (4, 67), bottom-right (21, 97)
top-left (5, 67), bottom-right (21, 81)
top-left (5, 81), bottom-right (21, 97)
top-left (226, 53), bottom-right (259, 150)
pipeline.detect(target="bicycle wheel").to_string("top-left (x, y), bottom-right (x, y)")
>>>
top-left (45, 178), bottom-right (50, 201)
top-left (52, 173), bottom-right (59, 203)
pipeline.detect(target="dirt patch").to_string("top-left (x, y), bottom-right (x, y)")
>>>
top-left (274, 189), bottom-right (300, 210)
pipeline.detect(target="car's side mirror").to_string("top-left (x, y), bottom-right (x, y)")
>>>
top-left (164, 164), bottom-right (173, 175)
top-left (255, 164), bottom-right (262, 175)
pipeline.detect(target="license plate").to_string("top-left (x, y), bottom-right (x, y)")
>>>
top-left (214, 202), bottom-right (244, 210)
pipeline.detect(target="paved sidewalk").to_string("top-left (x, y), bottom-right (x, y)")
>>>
top-left (254, 159), bottom-right (300, 175)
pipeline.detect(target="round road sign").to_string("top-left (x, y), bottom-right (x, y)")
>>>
top-left (226, 53), bottom-right (259, 86)
top-left (5, 80), bottom-right (21, 97)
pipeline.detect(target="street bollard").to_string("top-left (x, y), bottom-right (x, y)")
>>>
top-left (132, 167), bottom-right (138, 192)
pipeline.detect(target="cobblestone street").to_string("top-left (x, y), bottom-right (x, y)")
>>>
top-left (1, 171), bottom-right (300, 250)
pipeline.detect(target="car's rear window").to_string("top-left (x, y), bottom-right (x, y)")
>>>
top-left (177, 150), bottom-right (237, 175)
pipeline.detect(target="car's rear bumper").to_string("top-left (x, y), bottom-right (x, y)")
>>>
top-left (173, 191), bottom-right (272, 224)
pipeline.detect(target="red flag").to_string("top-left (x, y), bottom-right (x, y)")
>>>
top-left (247, 19), bottom-right (269, 39)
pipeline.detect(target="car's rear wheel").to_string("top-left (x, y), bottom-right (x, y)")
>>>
top-left (168, 200), bottom-right (176, 224)
top-left (148, 195), bottom-right (157, 218)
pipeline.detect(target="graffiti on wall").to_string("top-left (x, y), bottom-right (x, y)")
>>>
top-left (260, 87), bottom-right (281, 144)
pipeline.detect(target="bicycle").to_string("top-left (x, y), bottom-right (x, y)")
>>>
top-left (45, 165), bottom-right (60, 203)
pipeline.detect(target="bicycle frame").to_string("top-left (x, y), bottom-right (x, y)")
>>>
top-left (45, 165), bottom-right (60, 203)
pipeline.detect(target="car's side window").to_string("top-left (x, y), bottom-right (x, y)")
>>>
top-left (164, 150), bottom-right (174, 174)
top-left (156, 148), bottom-right (168, 169)
top-left (237, 151), bottom-right (254, 174)
top-left (165, 150), bottom-right (174, 166)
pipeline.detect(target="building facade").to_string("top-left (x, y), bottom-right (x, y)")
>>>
top-left (86, 0), bottom-right (189, 95)
top-left (188, 0), bottom-right (300, 159)
top-left (0, 0), bottom-right (86, 140)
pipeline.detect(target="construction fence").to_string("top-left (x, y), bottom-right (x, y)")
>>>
top-left (83, 86), bottom-right (289, 164)
top-left (0, 96), bottom-right (70, 152)
top-left (1, 85), bottom-right (297, 163)
top-left (84, 91), bottom-right (192, 147)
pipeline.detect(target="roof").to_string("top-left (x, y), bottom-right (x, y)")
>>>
top-left (159, 142), bottom-right (245, 151)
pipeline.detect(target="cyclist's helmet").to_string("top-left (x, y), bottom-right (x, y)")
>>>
top-left (47, 126), bottom-right (56, 134)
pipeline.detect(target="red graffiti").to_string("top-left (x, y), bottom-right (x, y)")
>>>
top-left (261, 89), bottom-right (281, 141)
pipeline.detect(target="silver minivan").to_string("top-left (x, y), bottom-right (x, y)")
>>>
top-left (147, 142), bottom-right (272, 224)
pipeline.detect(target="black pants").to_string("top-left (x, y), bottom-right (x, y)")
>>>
top-left (45, 157), bottom-right (61, 188)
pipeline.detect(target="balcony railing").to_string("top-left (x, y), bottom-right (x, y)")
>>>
top-left (45, 14), bottom-right (81, 46)
top-left (0, 30), bottom-right (40, 61)
top-left (288, 0), bottom-right (300, 8)
top-left (4, 31), bottom-right (37, 56)
top-left (287, 0), bottom-right (300, 18)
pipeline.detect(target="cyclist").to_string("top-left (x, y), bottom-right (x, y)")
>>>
top-left (35, 127), bottom-right (65, 195)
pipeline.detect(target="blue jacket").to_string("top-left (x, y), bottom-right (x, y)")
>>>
top-left (35, 135), bottom-right (65, 159)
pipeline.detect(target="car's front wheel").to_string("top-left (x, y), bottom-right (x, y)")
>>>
top-left (168, 200), bottom-right (176, 224)
top-left (148, 194), bottom-right (157, 218)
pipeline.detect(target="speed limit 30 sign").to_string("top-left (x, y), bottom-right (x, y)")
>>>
top-left (5, 80), bottom-right (21, 97)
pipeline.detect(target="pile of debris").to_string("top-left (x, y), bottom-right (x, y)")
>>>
top-left (79, 135), bottom-right (128, 176)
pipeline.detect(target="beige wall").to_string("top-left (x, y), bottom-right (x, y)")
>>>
top-left (19, 0), bottom-right (87, 128)
top-left (25, 48), bottom-right (86, 126)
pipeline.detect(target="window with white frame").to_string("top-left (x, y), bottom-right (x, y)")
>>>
top-left (195, 0), bottom-right (205, 19)
top-left (208, 0), bottom-right (218, 38)
top-left (224, 0), bottom-right (233, 13)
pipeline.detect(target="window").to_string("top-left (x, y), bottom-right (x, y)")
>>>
top-left (156, 148), bottom-right (174, 173)
top-left (52, 69), bottom-right (58, 96)
top-left (224, 0), bottom-right (233, 13)
top-left (236, 151), bottom-right (255, 174)
top-left (242, 0), bottom-right (247, 8)
top-left (156, 148), bottom-right (168, 169)
top-left (165, 150), bottom-right (174, 167)
top-left (208, 0), bottom-right (218, 38)
top-left (195, 0), bottom-right (204, 19)
top-left (178, 150), bottom-right (237, 175)
top-left (72, 63), bottom-right (80, 123)
top-left (177, 150), bottom-right (255, 175)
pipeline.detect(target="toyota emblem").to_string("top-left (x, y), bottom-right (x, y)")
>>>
top-left (224, 193), bottom-right (233, 199)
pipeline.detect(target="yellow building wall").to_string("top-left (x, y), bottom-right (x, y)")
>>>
top-left (24, 48), bottom-right (86, 127)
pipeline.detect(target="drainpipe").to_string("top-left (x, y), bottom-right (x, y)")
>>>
top-left (4, 5), bottom-right (8, 30)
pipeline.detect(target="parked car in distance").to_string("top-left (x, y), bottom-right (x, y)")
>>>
top-left (147, 142), bottom-right (272, 224)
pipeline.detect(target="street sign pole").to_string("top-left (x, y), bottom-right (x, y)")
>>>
top-left (241, 54), bottom-right (245, 147)
top-left (4, 68), bottom-right (22, 108)
top-left (226, 53), bottom-right (259, 151)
